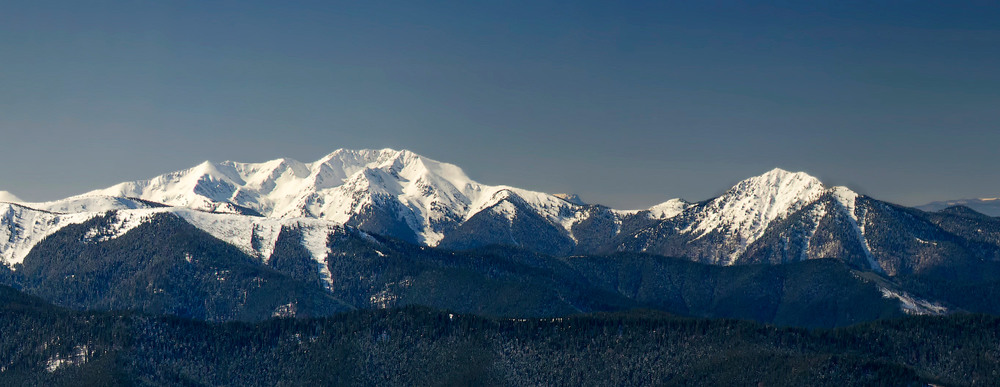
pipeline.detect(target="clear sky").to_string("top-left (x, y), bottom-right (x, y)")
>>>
top-left (2, 1), bottom-right (998, 209)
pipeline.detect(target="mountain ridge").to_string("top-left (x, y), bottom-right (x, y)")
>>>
top-left (918, 197), bottom-right (1000, 217)
top-left (4, 149), bottom-right (1000, 324)
top-left (19, 150), bottom-right (862, 257)
top-left (2, 148), bottom-right (982, 273)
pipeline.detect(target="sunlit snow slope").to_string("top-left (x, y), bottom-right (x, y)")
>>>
top-left (81, 149), bottom-right (608, 245)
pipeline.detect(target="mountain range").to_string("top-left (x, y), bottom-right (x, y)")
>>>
top-left (917, 197), bottom-right (1000, 217)
top-left (2, 148), bottom-right (999, 325)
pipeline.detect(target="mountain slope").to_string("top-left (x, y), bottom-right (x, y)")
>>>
top-left (563, 255), bottom-right (907, 327)
top-left (0, 202), bottom-right (345, 271)
top-left (0, 203), bottom-right (935, 325)
top-left (1, 202), bottom-right (97, 266)
top-left (610, 170), bottom-right (861, 265)
top-left (9, 212), bottom-right (351, 321)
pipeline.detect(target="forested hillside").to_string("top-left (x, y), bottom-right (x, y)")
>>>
top-left (1, 285), bottom-right (997, 386)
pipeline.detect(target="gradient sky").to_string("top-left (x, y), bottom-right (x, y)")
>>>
top-left (2, 1), bottom-right (999, 209)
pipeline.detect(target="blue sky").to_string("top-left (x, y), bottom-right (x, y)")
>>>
top-left (1, 1), bottom-right (999, 208)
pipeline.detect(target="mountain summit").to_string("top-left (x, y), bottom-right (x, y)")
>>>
top-left (690, 168), bottom-right (828, 251)
top-left (615, 167), bottom-right (870, 266)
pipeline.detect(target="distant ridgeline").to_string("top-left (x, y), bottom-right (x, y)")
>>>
top-left (0, 148), bottom-right (999, 328)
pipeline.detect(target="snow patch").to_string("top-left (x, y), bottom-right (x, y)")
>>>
top-left (46, 345), bottom-right (89, 373)
top-left (297, 220), bottom-right (340, 291)
top-left (485, 195), bottom-right (518, 222)
top-left (879, 287), bottom-right (947, 315)
top-left (272, 302), bottom-right (297, 318)
top-left (829, 186), bottom-right (859, 222)
top-left (915, 237), bottom-right (938, 246)
top-left (175, 210), bottom-right (284, 260)
top-left (800, 203), bottom-right (830, 260)
top-left (370, 277), bottom-right (413, 309)
top-left (647, 198), bottom-right (688, 219)
top-left (826, 186), bottom-right (882, 272)
top-left (83, 211), bottom-right (154, 243)
top-left (0, 204), bottom-right (350, 270)
top-left (0, 205), bottom-right (213, 267)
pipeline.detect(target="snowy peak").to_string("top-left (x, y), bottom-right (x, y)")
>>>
top-left (311, 148), bottom-right (474, 190)
top-left (734, 168), bottom-right (823, 194)
top-left (720, 168), bottom-right (826, 218)
top-left (690, 169), bottom-right (827, 261)
top-left (87, 160), bottom-right (241, 213)
top-left (618, 170), bottom-right (875, 267)
top-left (0, 191), bottom-right (21, 203)
top-left (648, 198), bottom-right (690, 219)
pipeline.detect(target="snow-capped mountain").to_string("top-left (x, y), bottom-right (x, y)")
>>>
top-left (0, 149), bottom-right (603, 271)
top-left (6, 148), bottom-right (1000, 278)
top-left (8, 149), bottom-right (1000, 321)
top-left (60, 149), bottom-right (862, 261)
top-left (80, 149), bottom-right (597, 247)
top-left (616, 171), bottom-right (850, 262)
top-left (614, 169), bottom-right (1000, 277)
top-left (682, 168), bottom-right (831, 264)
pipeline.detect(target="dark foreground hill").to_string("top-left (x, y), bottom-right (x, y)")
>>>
top-left (1, 285), bottom-right (997, 386)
